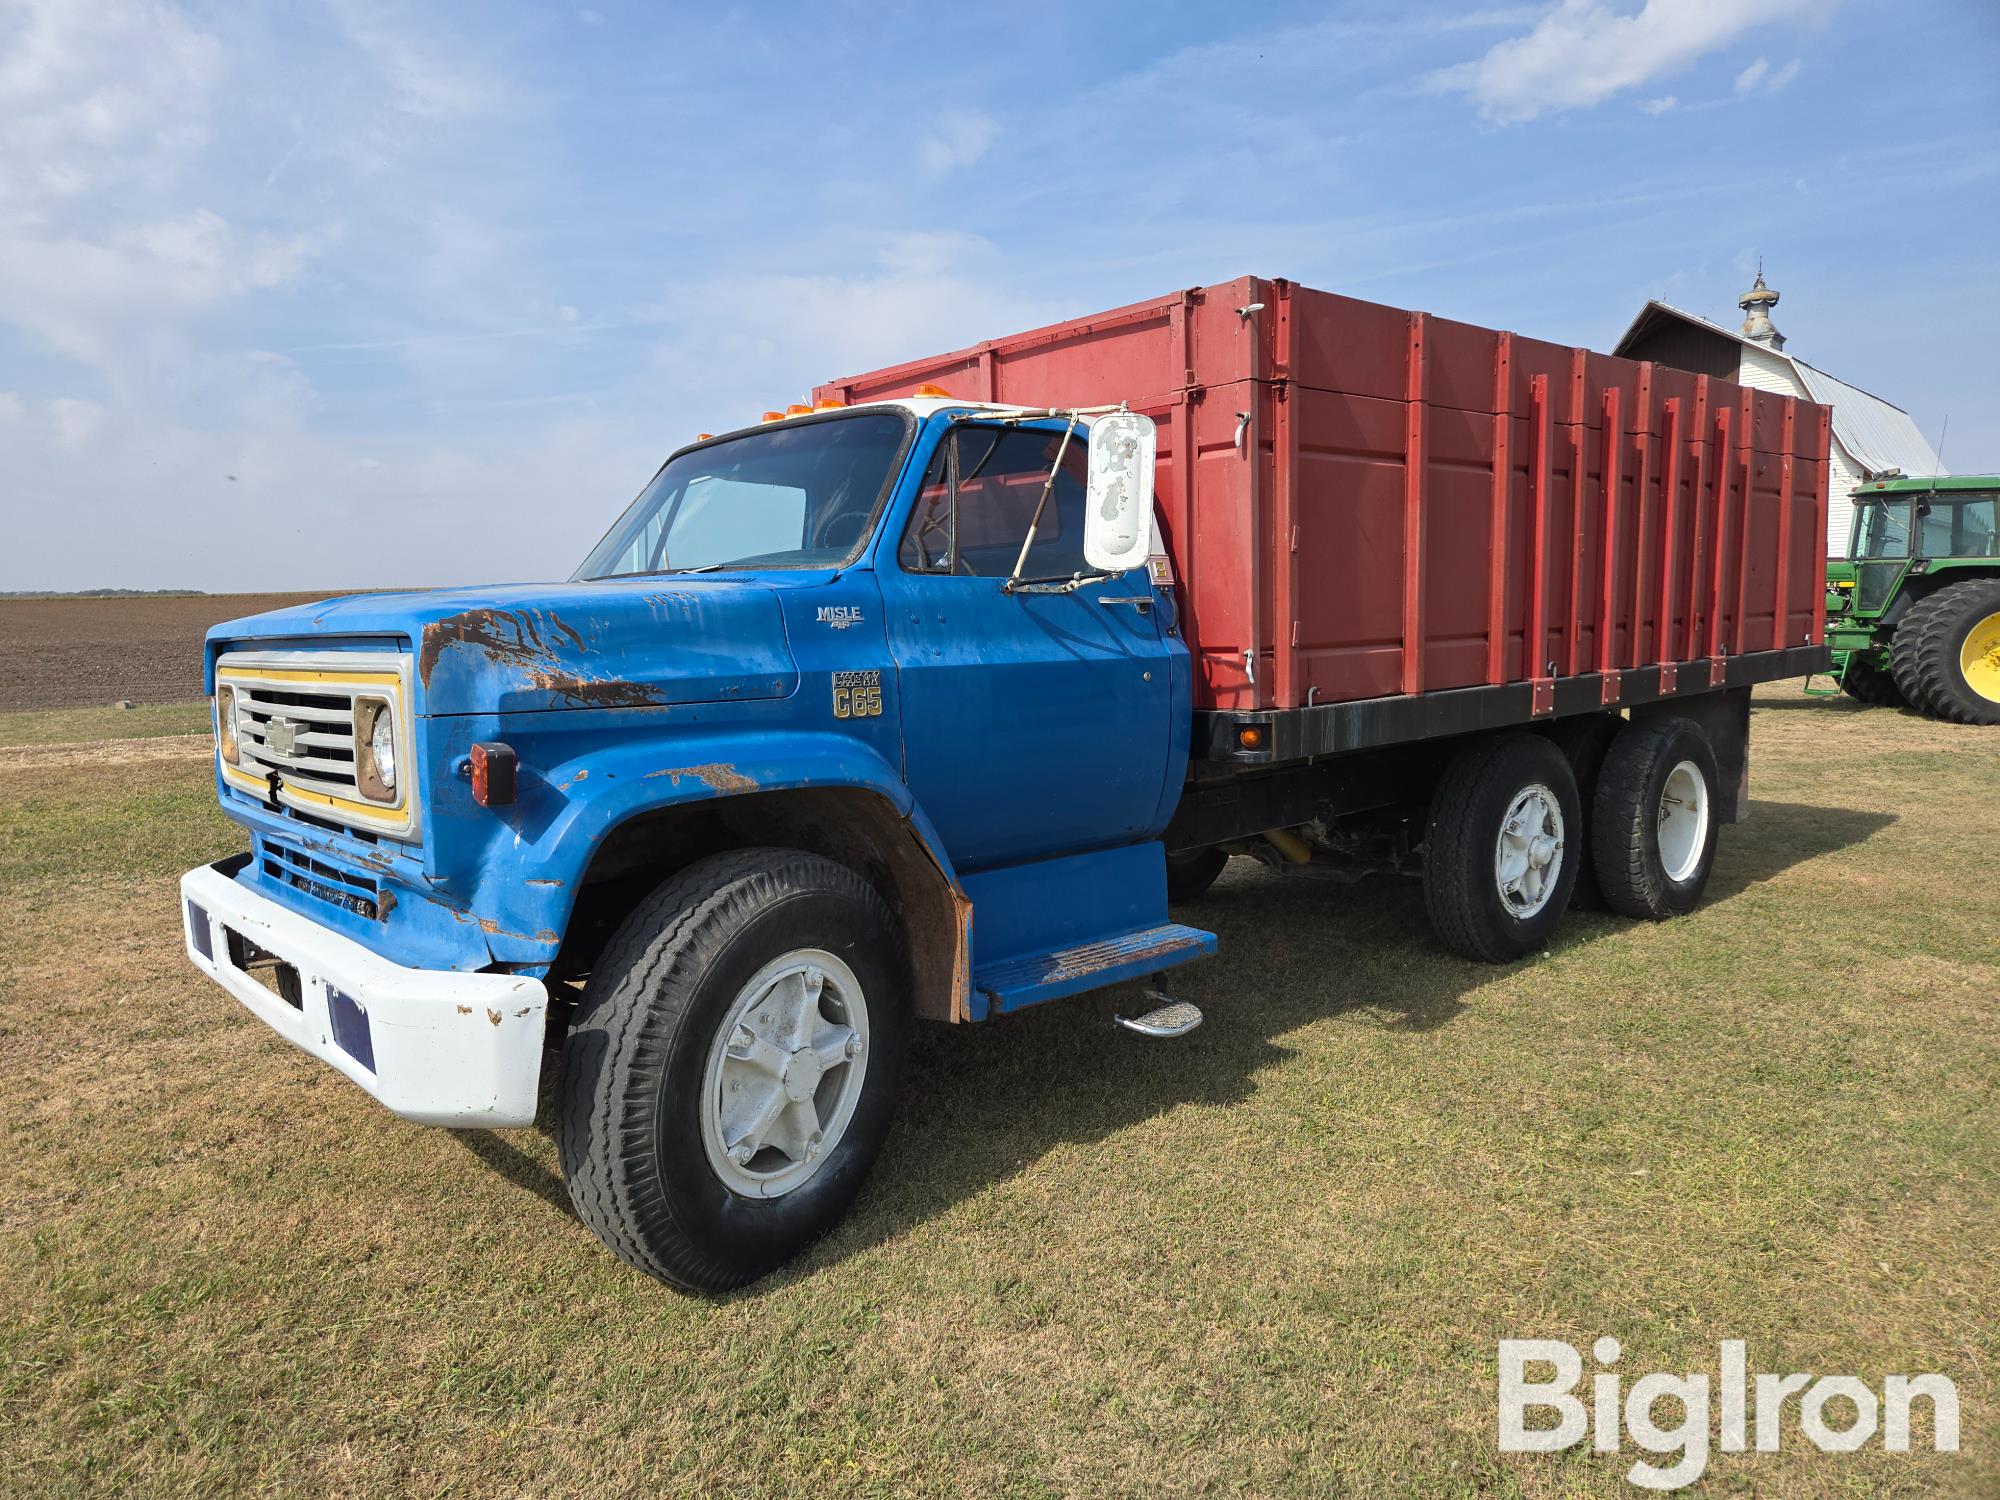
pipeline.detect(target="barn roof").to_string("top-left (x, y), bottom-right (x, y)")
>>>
top-left (1613, 300), bottom-right (1946, 480)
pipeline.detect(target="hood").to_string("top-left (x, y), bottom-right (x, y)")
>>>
top-left (207, 577), bottom-right (809, 715)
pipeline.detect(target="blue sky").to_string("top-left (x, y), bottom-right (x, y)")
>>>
top-left (3, 0), bottom-right (1996, 591)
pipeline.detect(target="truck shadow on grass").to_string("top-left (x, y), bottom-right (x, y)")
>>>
top-left (458, 797), bottom-right (1892, 1291)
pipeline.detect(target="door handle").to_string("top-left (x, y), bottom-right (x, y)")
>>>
top-left (1097, 595), bottom-right (1153, 614)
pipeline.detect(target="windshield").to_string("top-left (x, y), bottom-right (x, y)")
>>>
top-left (575, 412), bottom-right (911, 578)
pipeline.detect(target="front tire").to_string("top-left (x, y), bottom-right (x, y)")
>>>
top-left (1591, 718), bottom-right (1720, 920)
top-left (1837, 655), bottom-right (1905, 707)
top-left (558, 848), bottom-right (910, 1291)
top-left (1423, 733), bottom-right (1581, 963)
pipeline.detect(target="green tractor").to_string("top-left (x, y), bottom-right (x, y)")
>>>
top-left (1825, 475), bottom-right (2000, 724)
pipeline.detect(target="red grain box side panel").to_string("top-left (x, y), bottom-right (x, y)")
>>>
top-left (817, 277), bottom-right (1830, 714)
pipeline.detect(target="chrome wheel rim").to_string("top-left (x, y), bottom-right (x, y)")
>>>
top-left (699, 948), bottom-right (869, 1199)
top-left (1657, 759), bottom-right (1710, 883)
top-left (1495, 783), bottom-right (1564, 919)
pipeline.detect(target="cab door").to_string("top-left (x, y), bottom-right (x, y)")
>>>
top-left (879, 420), bottom-right (1179, 873)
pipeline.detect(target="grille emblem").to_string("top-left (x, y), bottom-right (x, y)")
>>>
top-left (264, 716), bottom-right (298, 757)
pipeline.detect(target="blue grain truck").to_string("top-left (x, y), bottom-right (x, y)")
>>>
top-left (181, 281), bottom-right (1828, 1288)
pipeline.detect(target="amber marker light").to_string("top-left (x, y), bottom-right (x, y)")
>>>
top-left (813, 397), bottom-right (846, 410)
top-left (760, 410), bottom-right (784, 423)
top-left (785, 403), bottom-right (812, 416)
top-left (1237, 726), bottom-right (1265, 750)
top-left (913, 383), bottom-right (954, 398)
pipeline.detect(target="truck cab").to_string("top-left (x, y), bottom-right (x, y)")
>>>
top-left (181, 397), bottom-right (1211, 1288)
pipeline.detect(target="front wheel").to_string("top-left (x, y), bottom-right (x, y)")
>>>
top-left (1837, 656), bottom-right (1904, 707)
top-left (1423, 732), bottom-right (1581, 963)
top-left (558, 848), bottom-right (910, 1290)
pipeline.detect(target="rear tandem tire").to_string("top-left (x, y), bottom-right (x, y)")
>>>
top-left (557, 848), bottom-right (910, 1291)
top-left (1423, 733), bottom-right (1581, 963)
top-left (1165, 846), bottom-right (1229, 901)
top-left (1590, 717), bottom-right (1720, 920)
top-left (1545, 713), bottom-right (1621, 911)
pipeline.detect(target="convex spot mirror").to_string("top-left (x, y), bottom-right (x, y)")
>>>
top-left (1083, 411), bottom-right (1156, 574)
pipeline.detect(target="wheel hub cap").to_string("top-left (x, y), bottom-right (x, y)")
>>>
top-left (701, 952), bottom-right (869, 1198)
top-left (1495, 784), bottom-right (1564, 919)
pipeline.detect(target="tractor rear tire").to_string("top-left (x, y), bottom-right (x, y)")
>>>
top-left (1891, 580), bottom-right (2000, 726)
top-left (1837, 657), bottom-right (1904, 708)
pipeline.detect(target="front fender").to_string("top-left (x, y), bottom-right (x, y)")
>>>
top-left (447, 728), bottom-right (966, 982)
top-left (543, 729), bottom-right (952, 878)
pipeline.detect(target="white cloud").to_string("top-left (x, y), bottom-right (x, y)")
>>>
top-left (1641, 94), bottom-right (1677, 114)
top-left (0, 0), bottom-right (222, 216)
top-left (1734, 57), bottom-right (1769, 94)
top-left (327, 0), bottom-right (499, 121)
top-left (48, 396), bottom-right (104, 449)
top-left (0, 392), bottom-right (22, 425)
top-left (1428, 0), bottom-right (1817, 123)
top-left (916, 111), bottom-right (997, 177)
top-left (1766, 58), bottom-right (1802, 92)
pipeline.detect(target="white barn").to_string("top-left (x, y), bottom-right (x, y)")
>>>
top-left (1613, 273), bottom-right (1944, 555)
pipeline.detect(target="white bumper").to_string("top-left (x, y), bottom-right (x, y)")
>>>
top-left (180, 861), bottom-right (548, 1127)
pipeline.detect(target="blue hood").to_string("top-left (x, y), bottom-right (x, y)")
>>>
top-left (206, 577), bottom-right (806, 716)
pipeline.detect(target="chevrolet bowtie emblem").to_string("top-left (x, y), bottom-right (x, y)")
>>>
top-left (264, 716), bottom-right (298, 757)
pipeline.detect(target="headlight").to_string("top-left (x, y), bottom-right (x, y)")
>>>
top-left (355, 697), bottom-right (398, 802)
top-left (217, 685), bottom-right (239, 765)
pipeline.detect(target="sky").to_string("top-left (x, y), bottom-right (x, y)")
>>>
top-left (2, 0), bottom-right (1996, 593)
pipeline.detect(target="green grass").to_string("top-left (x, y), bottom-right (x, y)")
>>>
top-left (0, 701), bottom-right (212, 748)
top-left (0, 682), bottom-right (1995, 1497)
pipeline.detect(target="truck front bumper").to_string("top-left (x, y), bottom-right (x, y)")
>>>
top-left (180, 859), bottom-right (548, 1127)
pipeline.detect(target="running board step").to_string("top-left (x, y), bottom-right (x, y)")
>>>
top-left (1114, 994), bottom-right (1204, 1038)
top-left (974, 922), bottom-right (1217, 1017)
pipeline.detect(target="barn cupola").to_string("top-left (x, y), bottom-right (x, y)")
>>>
top-left (1738, 266), bottom-right (1784, 350)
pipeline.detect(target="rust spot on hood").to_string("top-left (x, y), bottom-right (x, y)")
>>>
top-left (525, 671), bottom-right (665, 709)
top-left (416, 606), bottom-right (667, 707)
top-left (643, 762), bottom-right (757, 795)
top-left (486, 1008), bottom-right (503, 1026)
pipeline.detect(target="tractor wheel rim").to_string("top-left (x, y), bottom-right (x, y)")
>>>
top-left (699, 948), bottom-right (870, 1199)
top-left (1961, 610), bottom-right (2000, 704)
top-left (1494, 783), bottom-right (1564, 919)
top-left (1657, 760), bottom-right (1710, 884)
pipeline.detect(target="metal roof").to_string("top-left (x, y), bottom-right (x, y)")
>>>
top-left (1614, 299), bottom-right (1946, 480)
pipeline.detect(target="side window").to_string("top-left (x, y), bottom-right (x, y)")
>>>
top-left (1949, 498), bottom-right (1996, 558)
top-left (898, 426), bottom-right (1090, 578)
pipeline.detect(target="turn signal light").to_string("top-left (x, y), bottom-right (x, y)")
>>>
top-left (913, 383), bottom-right (954, 399)
top-left (1237, 726), bottom-right (1265, 750)
top-left (470, 741), bottom-right (518, 807)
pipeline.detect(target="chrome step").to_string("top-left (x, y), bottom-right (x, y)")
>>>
top-left (1113, 993), bottom-right (1204, 1038)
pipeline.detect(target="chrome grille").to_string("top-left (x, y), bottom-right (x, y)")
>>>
top-left (236, 684), bottom-right (362, 798)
